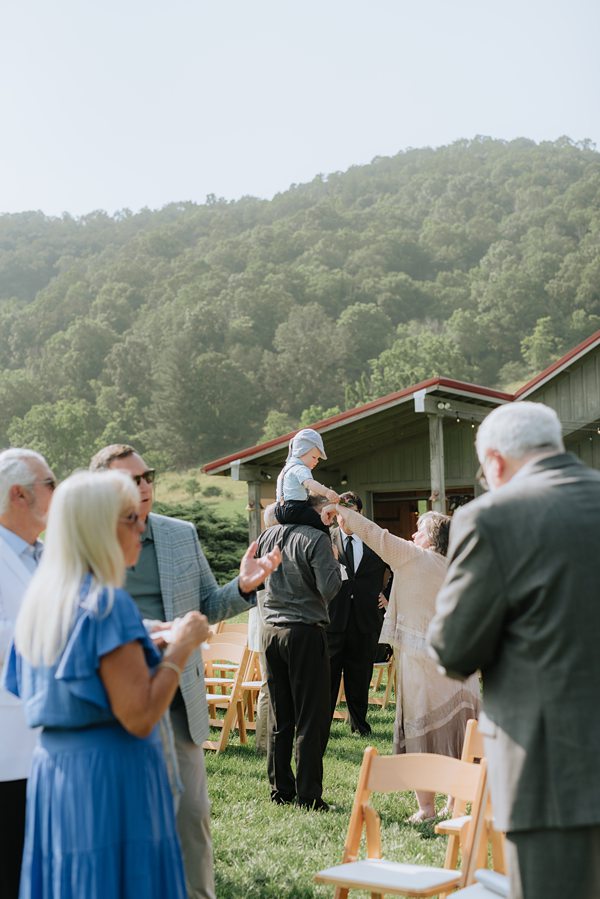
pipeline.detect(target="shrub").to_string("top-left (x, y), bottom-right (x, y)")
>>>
top-left (153, 500), bottom-right (248, 583)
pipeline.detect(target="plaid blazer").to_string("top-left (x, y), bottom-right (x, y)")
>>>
top-left (149, 512), bottom-right (253, 745)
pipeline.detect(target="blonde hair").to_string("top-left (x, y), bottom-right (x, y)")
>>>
top-left (15, 469), bottom-right (139, 666)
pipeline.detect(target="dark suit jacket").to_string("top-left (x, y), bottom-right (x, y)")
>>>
top-left (428, 452), bottom-right (600, 833)
top-left (327, 527), bottom-right (388, 634)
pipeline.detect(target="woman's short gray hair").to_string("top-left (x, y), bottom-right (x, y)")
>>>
top-left (417, 511), bottom-right (451, 556)
top-left (476, 402), bottom-right (564, 464)
top-left (0, 448), bottom-right (47, 515)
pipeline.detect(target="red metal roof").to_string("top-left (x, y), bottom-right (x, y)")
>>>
top-left (202, 376), bottom-right (513, 473)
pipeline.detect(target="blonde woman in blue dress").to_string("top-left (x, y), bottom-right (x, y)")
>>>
top-left (4, 469), bottom-right (209, 899)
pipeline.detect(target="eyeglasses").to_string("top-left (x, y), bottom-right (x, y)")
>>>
top-left (120, 511), bottom-right (141, 526)
top-left (475, 465), bottom-right (489, 492)
top-left (131, 469), bottom-right (156, 486)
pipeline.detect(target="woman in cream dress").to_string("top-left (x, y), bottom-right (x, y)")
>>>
top-left (324, 504), bottom-right (480, 822)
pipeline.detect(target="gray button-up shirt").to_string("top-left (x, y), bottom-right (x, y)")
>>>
top-left (257, 523), bottom-right (342, 627)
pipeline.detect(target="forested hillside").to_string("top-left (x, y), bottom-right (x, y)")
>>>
top-left (1, 136), bottom-right (599, 474)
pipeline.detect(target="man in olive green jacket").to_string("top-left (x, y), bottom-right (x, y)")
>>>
top-left (428, 402), bottom-right (600, 899)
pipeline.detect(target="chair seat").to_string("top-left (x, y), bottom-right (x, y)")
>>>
top-left (452, 869), bottom-right (509, 897)
top-left (436, 814), bottom-right (471, 834)
top-left (315, 859), bottom-right (462, 896)
top-left (451, 887), bottom-right (495, 898)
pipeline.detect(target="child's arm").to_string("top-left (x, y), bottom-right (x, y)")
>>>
top-left (302, 478), bottom-right (340, 504)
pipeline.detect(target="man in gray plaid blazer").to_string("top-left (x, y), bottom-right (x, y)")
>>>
top-left (91, 444), bottom-right (280, 899)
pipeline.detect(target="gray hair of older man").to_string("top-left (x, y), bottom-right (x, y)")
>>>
top-left (263, 502), bottom-right (278, 528)
top-left (0, 448), bottom-right (48, 516)
top-left (475, 402), bottom-right (564, 465)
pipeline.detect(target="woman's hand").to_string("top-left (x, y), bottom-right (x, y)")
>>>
top-left (170, 611), bottom-right (210, 650)
top-left (321, 503), bottom-right (339, 526)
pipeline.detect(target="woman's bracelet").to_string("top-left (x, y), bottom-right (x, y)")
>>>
top-left (159, 660), bottom-right (183, 681)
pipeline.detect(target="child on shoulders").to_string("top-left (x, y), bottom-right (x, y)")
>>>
top-left (275, 428), bottom-right (340, 534)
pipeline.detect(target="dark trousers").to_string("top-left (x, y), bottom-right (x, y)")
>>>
top-left (506, 825), bottom-right (600, 899)
top-left (275, 500), bottom-right (330, 535)
top-left (328, 614), bottom-right (379, 734)
top-left (0, 778), bottom-right (27, 899)
top-left (264, 622), bottom-right (331, 804)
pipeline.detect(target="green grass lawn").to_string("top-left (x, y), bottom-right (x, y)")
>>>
top-left (154, 469), bottom-right (247, 520)
top-left (206, 700), bottom-right (451, 898)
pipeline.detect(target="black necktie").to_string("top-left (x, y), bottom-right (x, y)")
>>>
top-left (345, 536), bottom-right (355, 577)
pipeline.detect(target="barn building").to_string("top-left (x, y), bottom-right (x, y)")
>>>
top-left (202, 330), bottom-right (600, 541)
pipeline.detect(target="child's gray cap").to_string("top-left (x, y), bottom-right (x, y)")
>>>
top-left (290, 428), bottom-right (327, 460)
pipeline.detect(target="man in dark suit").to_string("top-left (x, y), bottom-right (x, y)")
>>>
top-left (428, 401), bottom-right (600, 899)
top-left (328, 491), bottom-right (389, 736)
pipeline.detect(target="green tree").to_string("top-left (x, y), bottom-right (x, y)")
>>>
top-left (364, 323), bottom-right (476, 399)
top-left (268, 304), bottom-right (344, 416)
top-left (334, 303), bottom-right (392, 381)
top-left (154, 349), bottom-right (258, 465)
top-left (0, 369), bottom-right (43, 445)
top-left (260, 410), bottom-right (296, 441)
top-left (7, 399), bottom-right (101, 477)
top-left (521, 317), bottom-right (562, 372)
top-left (298, 405), bottom-right (341, 426)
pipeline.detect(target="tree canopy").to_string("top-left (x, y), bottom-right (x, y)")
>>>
top-left (1, 136), bottom-right (599, 474)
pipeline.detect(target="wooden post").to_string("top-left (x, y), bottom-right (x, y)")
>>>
top-left (428, 414), bottom-right (446, 513)
top-left (246, 481), bottom-right (262, 542)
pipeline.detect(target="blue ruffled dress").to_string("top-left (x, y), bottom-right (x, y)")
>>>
top-left (3, 578), bottom-right (187, 899)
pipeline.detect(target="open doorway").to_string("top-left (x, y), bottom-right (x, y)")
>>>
top-left (373, 488), bottom-right (474, 541)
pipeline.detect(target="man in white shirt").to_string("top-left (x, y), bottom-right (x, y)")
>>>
top-left (0, 448), bottom-right (55, 898)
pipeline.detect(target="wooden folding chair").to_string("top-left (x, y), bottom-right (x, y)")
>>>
top-left (450, 869), bottom-right (509, 897)
top-left (369, 654), bottom-right (396, 709)
top-left (315, 748), bottom-right (489, 898)
top-left (240, 650), bottom-right (262, 731)
top-left (436, 720), bottom-right (506, 879)
top-left (202, 640), bottom-right (251, 753)
top-left (214, 620), bottom-right (248, 636)
top-left (205, 630), bottom-right (248, 684)
top-left (333, 676), bottom-right (348, 721)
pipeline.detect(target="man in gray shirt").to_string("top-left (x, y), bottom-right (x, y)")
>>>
top-left (257, 498), bottom-right (342, 811)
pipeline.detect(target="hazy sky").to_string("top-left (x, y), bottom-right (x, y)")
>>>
top-left (1, 0), bottom-right (598, 217)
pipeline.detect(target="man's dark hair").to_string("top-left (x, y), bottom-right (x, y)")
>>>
top-left (339, 491), bottom-right (363, 512)
top-left (90, 444), bottom-right (137, 471)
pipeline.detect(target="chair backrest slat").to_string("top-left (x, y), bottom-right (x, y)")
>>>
top-left (368, 752), bottom-right (483, 803)
top-left (203, 641), bottom-right (248, 665)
